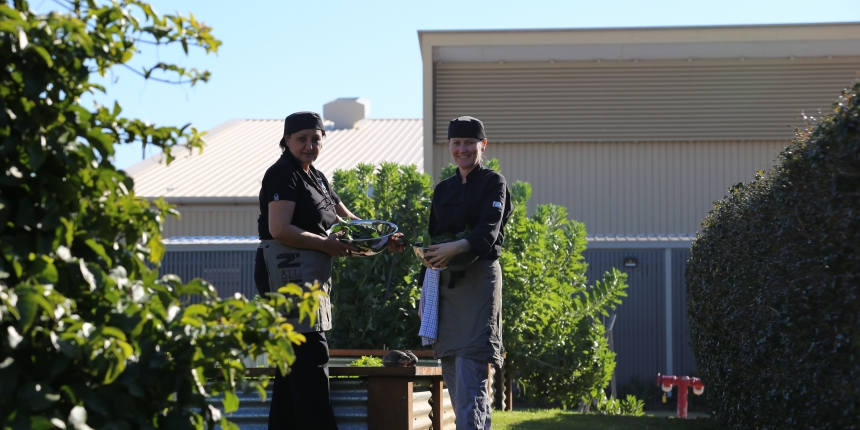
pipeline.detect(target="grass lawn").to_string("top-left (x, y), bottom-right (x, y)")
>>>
top-left (491, 409), bottom-right (722, 430)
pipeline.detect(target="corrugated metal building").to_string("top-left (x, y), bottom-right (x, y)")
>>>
top-left (420, 23), bottom-right (860, 232)
top-left (128, 98), bottom-right (423, 237)
top-left (418, 23), bottom-right (860, 391)
top-left (129, 23), bottom-right (860, 398)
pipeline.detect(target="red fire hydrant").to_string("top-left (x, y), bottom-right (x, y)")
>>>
top-left (657, 373), bottom-right (705, 419)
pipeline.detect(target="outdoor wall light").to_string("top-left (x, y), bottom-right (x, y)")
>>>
top-left (624, 257), bottom-right (638, 268)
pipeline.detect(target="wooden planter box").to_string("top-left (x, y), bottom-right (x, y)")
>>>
top-left (242, 350), bottom-right (511, 430)
top-left (248, 359), bottom-right (446, 429)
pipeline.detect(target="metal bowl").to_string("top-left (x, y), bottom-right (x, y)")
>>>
top-left (336, 220), bottom-right (398, 256)
top-left (413, 246), bottom-right (478, 271)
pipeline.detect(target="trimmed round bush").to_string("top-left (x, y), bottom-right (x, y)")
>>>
top-left (686, 81), bottom-right (859, 429)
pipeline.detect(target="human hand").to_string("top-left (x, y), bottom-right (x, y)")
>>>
top-left (387, 232), bottom-right (407, 253)
top-left (424, 239), bottom-right (470, 269)
top-left (324, 230), bottom-right (360, 257)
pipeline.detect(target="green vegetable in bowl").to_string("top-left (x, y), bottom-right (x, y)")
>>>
top-left (414, 226), bottom-right (471, 248)
top-left (331, 216), bottom-right (382, 240)
top-left (413, 226), bottom-right (477, 270)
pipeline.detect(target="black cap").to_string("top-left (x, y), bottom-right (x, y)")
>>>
top-left (284, 111), bottom-right (325, 135)
top-left (447, 116), bottom-right (486, 140)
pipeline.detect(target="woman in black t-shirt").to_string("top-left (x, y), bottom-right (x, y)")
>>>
top-left (254, 111), bottom-right (361, 430)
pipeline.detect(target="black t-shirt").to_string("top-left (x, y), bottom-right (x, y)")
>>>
top-left (258, 150), bottom-right (341, 239)
top-left (429, 164), bottom-right (513, 260)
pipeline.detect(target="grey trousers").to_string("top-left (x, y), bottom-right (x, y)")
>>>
top-left (441, 356), bottom-right (491, 430)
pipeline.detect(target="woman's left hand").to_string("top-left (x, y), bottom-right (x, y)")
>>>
top-left (424, 239), bottom-right (471, 269)
top-left (387, 232), bottom-right (407, 253)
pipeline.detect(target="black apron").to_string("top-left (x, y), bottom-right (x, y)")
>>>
top-left (254, 239), bottom-right (333, 333)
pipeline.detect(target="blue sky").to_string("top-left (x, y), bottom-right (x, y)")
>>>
top-left (62, 0), bottom-right (860, 168)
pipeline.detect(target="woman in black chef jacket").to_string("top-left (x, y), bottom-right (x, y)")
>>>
top-left (423, 116), bottom-right (512, 430)
top-left (255, 111), bottom-right (403, 430)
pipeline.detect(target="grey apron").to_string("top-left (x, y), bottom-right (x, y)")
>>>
top-left (259, 239), bottom-right (333, 333)
top-left (432, 259), bottom-right (504, 369)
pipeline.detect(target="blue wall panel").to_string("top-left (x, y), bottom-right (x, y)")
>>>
top-left (672, 248), bottom-right (697, 378)
top-left (160, 250), bottom-right (257, 303)
top-left (583, 249), bottom-right (666, 392)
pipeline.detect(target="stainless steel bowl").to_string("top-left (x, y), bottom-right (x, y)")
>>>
top-left (336, 220), bottom-right (398, 256)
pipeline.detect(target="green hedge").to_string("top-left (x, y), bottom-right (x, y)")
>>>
top-left (686, 82), bottom-right (860, 429)
top-left (330, 160), bottom-right (628, 407)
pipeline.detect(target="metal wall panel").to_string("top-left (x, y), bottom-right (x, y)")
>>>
top-left (434, 57), bottom-right (860, 143)
top-left (163, 205), bottom-right (260, 238)
top-left (672, 248), bottom-right (696, 378)
top-left (435, 140), bottom-right (786, 234)
top-left (160, 250), bottom-right (257, 300)
top-left (168, 247), bottom-right (694, 402)
top-left (583, 249), bottom-right (666, 392)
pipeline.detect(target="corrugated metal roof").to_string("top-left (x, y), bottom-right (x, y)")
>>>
top-left (128, 118), bottom-right (423, 201)
top-left (163, 236), bottom-right (259, 251)
top-left (587, 234), bottom-right (695, 249)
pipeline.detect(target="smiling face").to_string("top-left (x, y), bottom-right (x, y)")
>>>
top-left (449, 137), bottom-right (487, 171)
top-left (285, 129), bottom-right (324, 169)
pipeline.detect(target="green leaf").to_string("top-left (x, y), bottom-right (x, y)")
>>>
top-left (99, 326), bottom-right (127, 341)
top-left (103, 354), bottom-right (125, 384)
top-left (148, 234), bottom-right (165, 263)
top-left (26, 143), bottom-right (48, 170)
top-left (15, 290), bottom-right (38, 332)
top-left (84, 239), bottom-right (112, 265)
top-left (31, 256), bottom-right (58, 284)
top-left (255, 384), bottom-right (267, 402)
top-left (222, 390), bottom-right (239, 414)
top-left (27, 45), bottom-right (53, 67)
top-left (220, 419), bottom-right (240, 430)
top-left (120, 49), bottom-right (133, 63)
top-left (85, 129), bottom-right (114, 157)
top-left (277, 284), bottom-right (303, 296)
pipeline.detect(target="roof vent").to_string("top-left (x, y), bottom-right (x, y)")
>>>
top-left (323, 97), bottom-right (370, 130)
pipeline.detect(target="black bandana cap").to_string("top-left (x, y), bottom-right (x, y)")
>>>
top-left (447, 116), bottom-right (486, 140)
top-left (284, 111), bottom-right (326, 136)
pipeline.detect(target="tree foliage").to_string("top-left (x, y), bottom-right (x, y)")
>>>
top-left (331, 160), bottom-right (628, 408)
top-left (329, 162), bottom-right (432, 349)
top-left (686, 81), bottom-right (860, 429)
top-left (1, 2), bottom-right (317, 429)
top-left (500, 180), bottom-right (628, 408)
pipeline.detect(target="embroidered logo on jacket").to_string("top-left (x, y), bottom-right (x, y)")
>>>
top-left (492, 201), bottom-right (502, 208)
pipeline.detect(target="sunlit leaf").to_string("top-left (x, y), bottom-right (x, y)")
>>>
top-left (222, 390), bottom-right (239, 414)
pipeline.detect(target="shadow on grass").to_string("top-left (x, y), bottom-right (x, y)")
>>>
top-left (493, 410), bottom-right (723, 430)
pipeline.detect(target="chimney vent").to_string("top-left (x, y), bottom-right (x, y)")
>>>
top-left (323, 97), bottom-right (370, 130)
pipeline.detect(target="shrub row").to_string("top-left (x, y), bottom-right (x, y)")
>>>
top-left (686, 82), bottom-right (860, 429)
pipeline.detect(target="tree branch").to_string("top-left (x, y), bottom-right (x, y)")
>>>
top-left (383, 254), bottom-right (399, 300)
top-left (132, 38), bottom-right (207, 48)
top-left (120, 63), bottom-right (197, 85)
top-left (50, 0), bottom-right (75, 11)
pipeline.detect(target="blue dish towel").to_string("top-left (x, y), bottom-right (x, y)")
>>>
top-left (418, 268), bottom-right (441, 346)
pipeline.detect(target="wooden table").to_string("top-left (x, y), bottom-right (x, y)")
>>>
top-left (247, 365), bottom-right (445, 430)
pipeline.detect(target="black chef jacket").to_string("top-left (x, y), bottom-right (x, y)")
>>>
top-left (429, 164), bottom-right (513, 260)
top-left (258, 150), bottom-right (341, 239)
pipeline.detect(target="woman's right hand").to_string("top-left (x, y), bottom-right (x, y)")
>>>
top-left (324, 230), bottom-right (360, 257)
top-left (424, 239), bottom-right (471, 269)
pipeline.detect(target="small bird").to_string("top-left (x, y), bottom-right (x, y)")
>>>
top-left (382, 350), bottom-right (419, 367)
